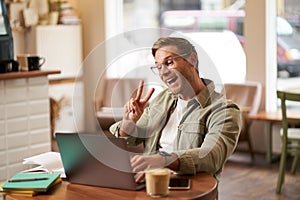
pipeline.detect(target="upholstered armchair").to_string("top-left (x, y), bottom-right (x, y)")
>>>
top-left (96, 78), bottom-right (141, 131)
top-left (223, 82), bottom-right (262, 160)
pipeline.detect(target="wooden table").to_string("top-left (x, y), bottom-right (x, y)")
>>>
top-left (248, 110), bottom-right (300, 163)
top-left (5, 173), bottom-right (218, 200)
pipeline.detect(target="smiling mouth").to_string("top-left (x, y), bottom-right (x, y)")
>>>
top-left (167, 76), bottom-right (178, 85)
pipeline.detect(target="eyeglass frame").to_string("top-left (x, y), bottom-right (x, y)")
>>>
top-left (150, 53), bottom-right (190, 75)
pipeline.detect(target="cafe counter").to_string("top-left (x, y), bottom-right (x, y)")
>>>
top-left (0, 70), bottom-right (60, 182)
top-left (0, 70), bottom-right (60, 80)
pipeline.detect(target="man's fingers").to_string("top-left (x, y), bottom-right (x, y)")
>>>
top-left (134, 80), bottom-right (154, 105)
top-left (141, 88), bottom-right (155, 103)
top-left (131, 155), bottom-right (139, 164)
top-left (135, 80), bottom-right (144, 101)
top-left (135, 172), bottom-right (145, 183)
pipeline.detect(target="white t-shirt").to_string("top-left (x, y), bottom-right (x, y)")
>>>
top-left (159, 98), bottom-right (188, 153)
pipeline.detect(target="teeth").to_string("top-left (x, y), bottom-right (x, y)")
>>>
top-left (167, 77), bottom-right (177, 84)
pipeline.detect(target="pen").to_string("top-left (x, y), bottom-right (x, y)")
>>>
top-left (8, 177), bottom-right (49, 182)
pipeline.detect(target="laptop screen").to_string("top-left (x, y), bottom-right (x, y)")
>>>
top-left (55, 132), bottom-right (145, 190)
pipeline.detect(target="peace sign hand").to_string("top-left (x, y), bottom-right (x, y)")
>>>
top-left (120, 80), bottom-right (155, 136)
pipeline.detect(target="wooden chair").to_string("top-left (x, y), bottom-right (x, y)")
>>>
top-left (223, 82), bottom-right (262, 160)
top-left (276, 90), bottom-right (300, 193)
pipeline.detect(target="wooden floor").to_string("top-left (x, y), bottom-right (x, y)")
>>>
top-left (219, 152), bottom-right (300, 200)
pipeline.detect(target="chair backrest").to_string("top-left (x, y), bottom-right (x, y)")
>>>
top-left (277, 90), bottom-right (300, 130)
top-left (223, 82), bottom-right (262, 115)
top-left (101, 78), bottom-right (141, 108)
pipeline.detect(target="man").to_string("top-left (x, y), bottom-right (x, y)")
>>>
top-left (110, 37), bottom-right (242, 182)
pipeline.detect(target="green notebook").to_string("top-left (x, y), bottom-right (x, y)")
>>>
top-left (2, 173), bottom-right (61, 192)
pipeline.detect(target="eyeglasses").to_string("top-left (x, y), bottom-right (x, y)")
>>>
top-left (150, 53), bottom-right (189, 75)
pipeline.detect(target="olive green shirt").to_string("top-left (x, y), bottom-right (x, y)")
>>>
top-left (110, 79), bottom-right (242, 179)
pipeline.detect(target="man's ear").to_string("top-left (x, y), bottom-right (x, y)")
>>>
top-left (189, 52), bottom-right (198, 67)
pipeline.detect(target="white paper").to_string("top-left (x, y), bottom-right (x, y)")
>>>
top-left (22, 152), bottom-right (66, 178)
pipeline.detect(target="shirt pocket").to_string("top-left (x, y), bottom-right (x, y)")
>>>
top-left (179, 121), bottom-right (206, 134)
top-left (149, 104), bottom-right (167, 123)
top-left (177, 122), bottom-right (206, 149)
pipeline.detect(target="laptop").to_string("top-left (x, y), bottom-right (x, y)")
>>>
top-left (55, 132), bottom-right (145, 190)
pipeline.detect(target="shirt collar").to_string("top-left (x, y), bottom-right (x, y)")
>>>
top-left (168, 78), bottom-right (218, 108)
top-left (193, 78), bottom-right (216, 108)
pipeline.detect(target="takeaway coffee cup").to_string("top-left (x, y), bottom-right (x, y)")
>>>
top-left (17, 54), bottom-right (45, 71)
top-left (145, 168), bottom-right (170, 198)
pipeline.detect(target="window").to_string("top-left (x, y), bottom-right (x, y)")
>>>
top-left (107, 1), bottom-right (246, 89)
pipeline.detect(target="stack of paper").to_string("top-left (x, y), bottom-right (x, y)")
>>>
top-left (22, 152), bottom-right (66, 178)
top-left (0, 173), bottom-right (61, 196)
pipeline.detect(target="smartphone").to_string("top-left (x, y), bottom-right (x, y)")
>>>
top-left (168, 177), bottom-right (191, 190)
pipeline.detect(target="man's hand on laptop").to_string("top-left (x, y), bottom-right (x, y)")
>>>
top-left (130, 153), bottom-right (180, 183)
top-left (131, 154), bottom-right (165, 182)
